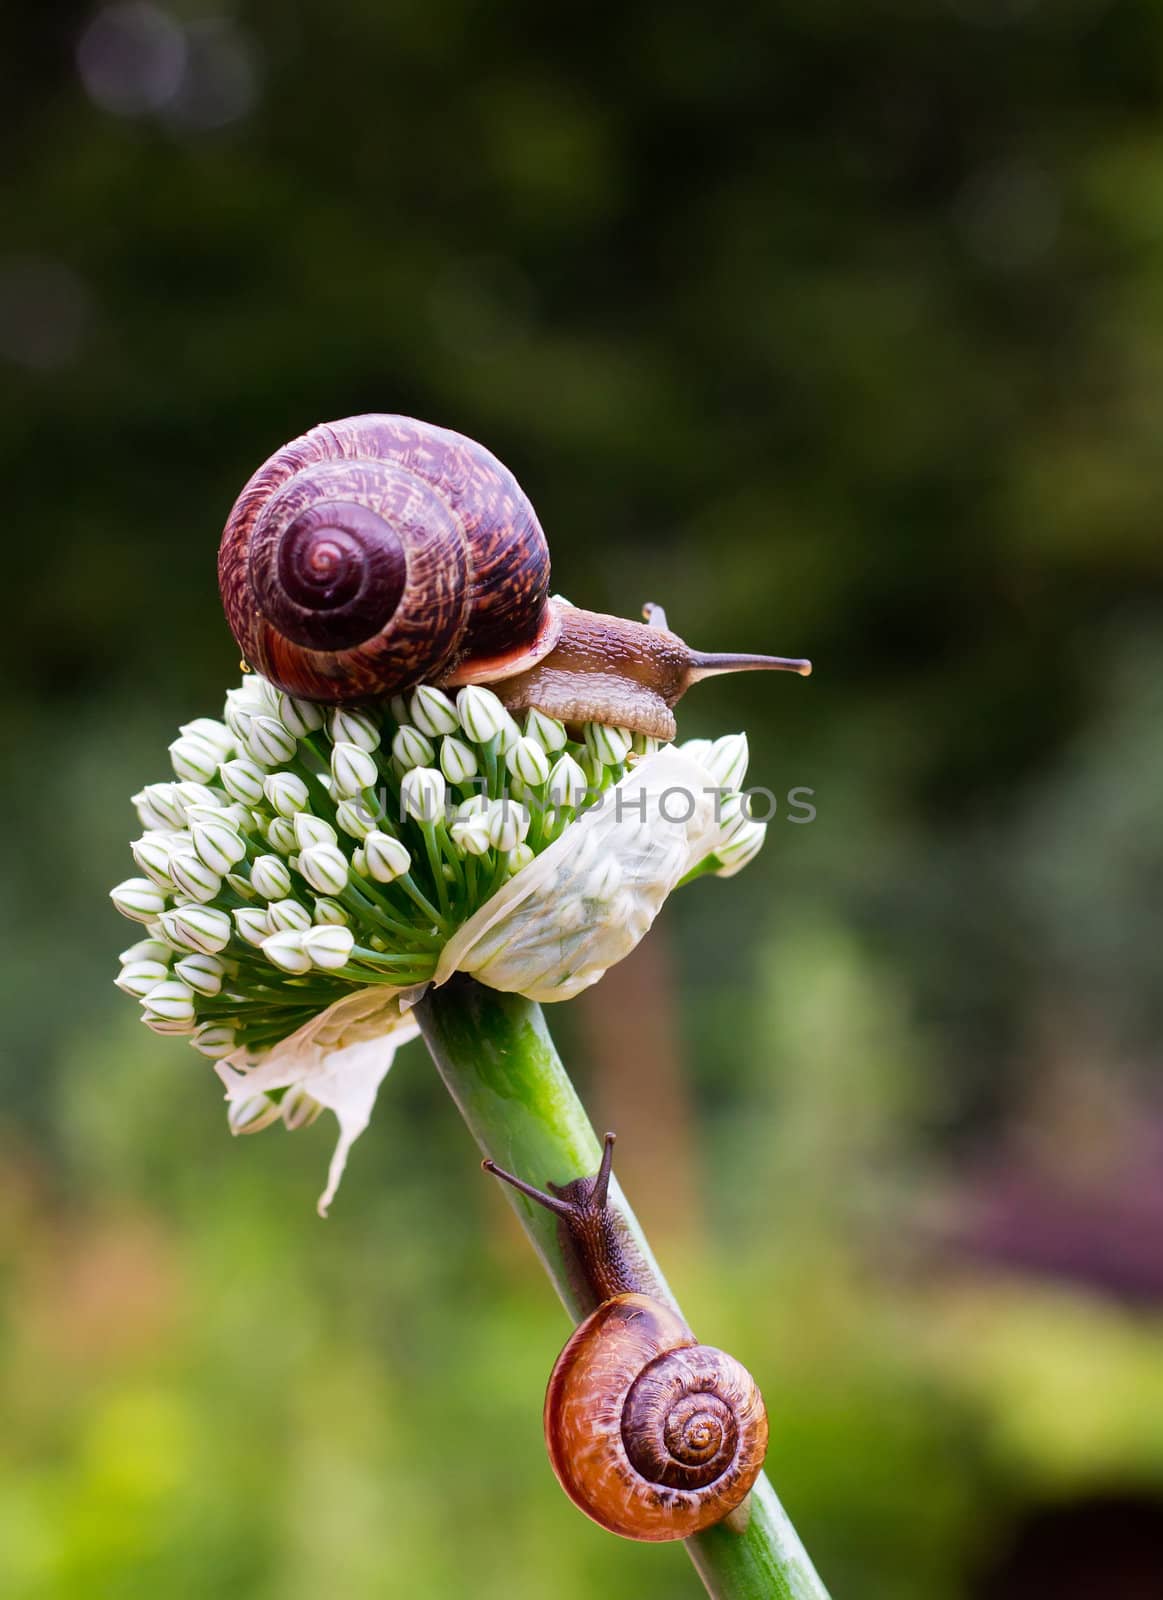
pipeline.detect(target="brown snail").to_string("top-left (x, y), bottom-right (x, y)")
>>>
top-left (483, 1133), bottom-right (768, 1541)
top-left (218, 414), bottom-right (809, 738)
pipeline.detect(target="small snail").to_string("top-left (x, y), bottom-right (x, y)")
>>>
top-left (218, 415), bottom-right (809, 738)
top-left (483, 1133), bottom-right (768, 1541)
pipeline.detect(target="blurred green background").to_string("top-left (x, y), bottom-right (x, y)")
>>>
top-left (3, 1), bottom-right (1163, 1596)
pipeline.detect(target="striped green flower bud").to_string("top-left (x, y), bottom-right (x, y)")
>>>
top-left (111, 877), bottom-right (168, 923)
top-left (267, 898), bottom-right (312, 933)
top-left (263, 771), bottom-right (310, 817)
top-left (249, 854), bottom-right (292, 901)
top-left (439, 736), bottom-right (478, 785)
top-left (364, 831), bottom-right (411, 883)
top-left (174, 953), bottom-right (227, 997)
top-left (328, 707), bottom-right (382, 752)
top-left (506, 736), bottom-right (551, 787)
top-left (302, 925), bottom-right (355, 972)
top-left (277, 691), bottom-right (325, 738)
top-left (455, 685), bottom-right (507, 745)
top-left (331, 741), bottom-right (379, 798)
top-left (410, 685), bottom-right (460, 738)
top-left (401, 767), bottom-right (446, 824)
top-left (219, 757), bottom-right (267, 807)
top-left (233, 906), bottom-right (271, 947)
top-left (162, 904), bottom-right (232, 955)
top-left (261, 929), bottom-right (312, 975)
top-left (297, 843), bottom-right (349, 897)
top-left (392, 724), bottom-right (435, 771)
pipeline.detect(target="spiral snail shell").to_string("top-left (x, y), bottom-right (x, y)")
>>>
top-left (218, 415), bottom-right (810, 737)
top-left (483, 1134), bottom-right (769, 1541)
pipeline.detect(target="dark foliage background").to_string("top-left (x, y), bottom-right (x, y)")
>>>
top-left (2, 3), bottom-right (1161, 1596)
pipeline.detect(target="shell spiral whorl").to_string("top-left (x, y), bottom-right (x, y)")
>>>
top-left (544, 1293), bottom-right (768, 1542)
top-left (218, 415), bottom-right (552, 704)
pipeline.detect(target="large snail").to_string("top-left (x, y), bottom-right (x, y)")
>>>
top-left (483, 1134), bottom-right (768, 1541)
top-left (218, 415), bottom-right (809, 739)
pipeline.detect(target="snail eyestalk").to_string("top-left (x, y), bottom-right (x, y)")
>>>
top-left (685, 652), bottom-right (812, 682)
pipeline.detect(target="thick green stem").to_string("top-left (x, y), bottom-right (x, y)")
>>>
top-left (414, 974), bottom-right (830, 1600)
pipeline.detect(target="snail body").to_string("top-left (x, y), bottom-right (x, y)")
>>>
top-left (219, 415), bottom-right (809, 736)
top-left (483, 1134), bottom-right (769, 1542)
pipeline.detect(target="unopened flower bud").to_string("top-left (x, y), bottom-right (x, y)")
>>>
top-left (169, 734), bottom-right (220, 784)
top-left (162, 905), bottom-right (232, 955)
top-left (233, 907), bottom-right (271, 947)
top-left (192, 817), bottom-right (247, 876)
top-left (312, 897), bottom-right (349, 926)
top-left (179, 717), bottom-right (235, 761)
top-left (119, 937), bottom-right (172, 966)
top-left (335, 798), bottom-right (378, 840)
top-left (261, 929), bottom-right (312, 975)
top-left (487, 799), bottom-right (530, 852)
top-left (267, 898), bottom-right (312, 933)
top-left (249, 854), bottom-right (292, 901)
top-left (264, 815), bottom-right (297, 855)
top-left (134, 782), bottom-right (186, 830)
top-left (132, 834), bottom-right (176, 888)
top-left (281, 1084), bottom-right (324, 1131)
top-left (506, 736), bottom-right (551, 787)
top-left (169, 851), bottom-right (223, 904)
top-left (190, 1022), bottom-right (238, 1060)
top-left (297, 843), bottom-right (349, 896)
top-left (173, 781), bottom-right (220, 813)
top-left (449, 815), bottom-right (491, 856)
top-left (263, 771), bottom-right (310, 817)
top-left (410, 685), bottom-right (460, 737)
top-left (364, 831), bottom-right (411, 883)
top-left (547, 753), bottom-right (587, 808)
top-left (585, 722), bottom-right (632, 767)
top-left (302, 924), bottom-right (355, 971)
top-left (331, 741), bottom-right (379, 798)
top-left (524, 708), bottom-right (567, 752)
top-left (116, 959), bottom-right (170, 997)
top-left (439, 736), bottom-right (478, 784)
top-left (228, 1092), bottom-right (282, 1134)
top-left (277, 691), bottom-right (324, 738)
top-left (400, 766), bottom-right (446, 824)
top-left (703, 733), bottom-right (749, 791)
top-left (142, 979), bottom-right (197, 1026)
top-left (714, 820), bottom-right (766, 877)
top-left (507, 843), bottom-right (535, 877)
top-left (351, 846), bottom-right (368, 877)
top-left (219, 758), bottom-right (267, 807)
top-left (293, 812), bottom-right (336, 850)
top-left (245, 716), bottom-right (298, 768)
top-left (111, 877), bottom-right (168, 923)
top-left (328, 707), bottom-right (381, 752)
top-left (174, 952), bottom-right (226, 997)
top-left (392, 724), bottom-right (435, 770)
top-left (455, 685), bottom-right (507, 745)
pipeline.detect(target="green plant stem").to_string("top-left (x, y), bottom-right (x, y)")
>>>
top-left (413, 974), bottom-right (830, 1600)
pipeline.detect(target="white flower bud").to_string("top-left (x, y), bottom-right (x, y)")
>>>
top-left (487, 799), bottom-right (530, 852)
top-left (585, 723), bottom-right (632, 767)
top-left (455, 685), bottom-right (508, 745)
top-left (267, 898), bottom-right (312, 933)
top-left (364, 831), bottom-right (411, 883)
top-left (190, 1022), bottom-right (237, 1059)
top-left (400, 767), bottom-right (446, 824)
top-left (277, 691), bottom-right (325, 737)
top-left (351, 846), bottom-right (368, 877)
top-left (312, 897), bottom-right (349, 926)
top-left (119, 937), bottom-right (171, 965)
top-left (111, 877), bottom-right (168, 923)
top-left (547, 753), bottom-right (588, 807)
top-left (131, 834), bottom-right (176, 888)
top-left (455, 794), bottom-right (488, 819)
top-left (187, 800), bottom-right (250, 833)
top-left (173, 780), bottom-right (221, 815)
top-left (335, 798), bottom-right (378, 839)
top-left (249, 854), bottom-right (292, 901)
top-left (261, 929), bottom-right (312, 975)
top-left (179, 717), bottom-right (235, 761)
top-left (302, 924), bottom-right (355, 971)
top-left (524, 708), bottom-right (567, 752)
top-left (507, 843), bottom-right (535, 877)
top-left (439, 736), bottom-right (478, 784)
top-left (264, 815), bottom-right (298, 855)
top-left (714, 820), bottom-right (766, 877)
top-left (219, 758), bottom-right (267, 807)
top-left (495, 710), bottom-right (522, 754)
top-left (169, 851), bottom-right (223, 904)
top-left (328, 707), bottom-right (382, 752)
top-left (331, 741), bottom-right (379, 798)
top-left (141, 1011), bottom-right (196, 1035)
top-left (392, 724), bottom-right (435, 770)
top-left (233, 907), bottom-right (271, 947)
top-left (169, 734), bottom-right (221, 785)
top-left (703, 733), bottom-right (749, 792)
top-left (293, 812), bottom-right (337, 850)
top-left (116, 959), bottom-right (170, 997)
top-left (505, 736), bottom-right (551, 787)
top-left (133, 782), bottom-right (185, 830)
top-left (263, 771), bottom-right (310, 817)
top-left (142, 979), bottom-right (197, 1025)
top-left (631, 732), bottom-right (661, 757)
top-left (161, 905), bottom-right (232, 955)
top-left (280, 1084), bottom-right (324, 1131)
top-left (449, 815), bottom-right (491, 856)
top-left (297, 843), bottom-right (349, 896)
top-left (192, 818), bottom-right (247, 876)
top-left (243, 715), bottom-right (298, 768)
top-left (174, 953), bottom-right (226, 997)
top-left (410, 685), bottom-right (460, 737)
top-left (228, 1092), bottom-right (281, 1134)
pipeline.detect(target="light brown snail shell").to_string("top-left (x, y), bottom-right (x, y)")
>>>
top-left (219, 414), bottom-right (809, 736)
top-left (483, 1134), bottom-right (769, 1542)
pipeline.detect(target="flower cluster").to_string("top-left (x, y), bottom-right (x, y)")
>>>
top-left (111, 674), bottom-right (768, 1082)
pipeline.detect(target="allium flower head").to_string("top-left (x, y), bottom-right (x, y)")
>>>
top-left (111, 674), bottom-right (770, 1210)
